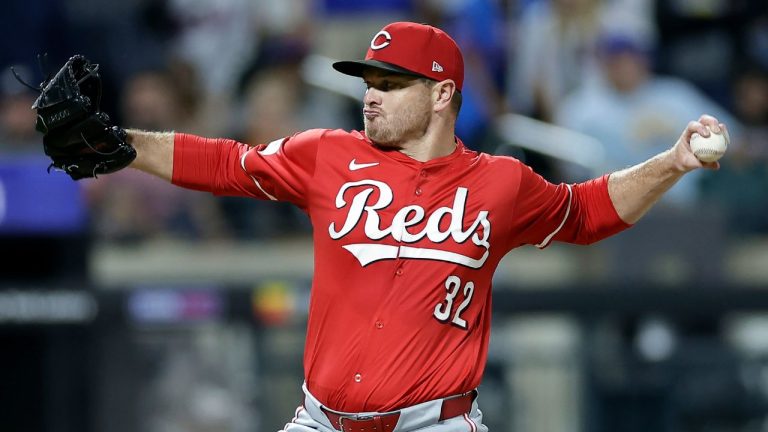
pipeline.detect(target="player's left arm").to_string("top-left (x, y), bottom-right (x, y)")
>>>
top-left (607, 114), bottom-right (726, 224)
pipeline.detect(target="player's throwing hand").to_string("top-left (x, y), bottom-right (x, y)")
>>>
top-left (674, 114), bottom-right (729, 171)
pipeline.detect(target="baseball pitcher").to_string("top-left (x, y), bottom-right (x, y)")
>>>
top-left (29, 21), bottom-right (727, 432)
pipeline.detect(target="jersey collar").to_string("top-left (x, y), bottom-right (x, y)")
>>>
top-left (363, 133), bottom-right (469, 169)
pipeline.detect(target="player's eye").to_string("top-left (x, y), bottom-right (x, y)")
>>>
top-left (364, 77), bottom-right (412, 92)
top-left (365, 81), bottom-right (395, 92)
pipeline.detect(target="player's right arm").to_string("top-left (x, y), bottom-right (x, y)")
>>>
top-left (126, 129), bottom-right (175, 181)
top-left (125, 128), bottom-right (322, 208)
top-left (606, 116), bottom-right (725, 223)
top-left (505, 116), bottom-right (727, 249)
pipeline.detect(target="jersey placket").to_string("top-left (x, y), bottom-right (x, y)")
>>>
top-left (352, 167), bottom-right (429, 389)
top-left (391, 166), bottom-right (428, 283)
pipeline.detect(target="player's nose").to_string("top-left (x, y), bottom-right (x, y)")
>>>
top-left (363, 87), bottom-right (382, 106)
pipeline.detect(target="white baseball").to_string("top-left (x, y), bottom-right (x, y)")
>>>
top-left (689, 127), bottom-right (728, 163)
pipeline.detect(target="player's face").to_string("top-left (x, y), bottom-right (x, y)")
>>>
top-left (361, 70), bottom-right (432, 147)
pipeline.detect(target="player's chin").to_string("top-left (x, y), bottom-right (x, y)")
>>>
top-left (365, 125), bottom-right (394, 147)
top-left (363, 117), bottom-right (380, 130)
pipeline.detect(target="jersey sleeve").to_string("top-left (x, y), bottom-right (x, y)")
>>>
top-left (510, 164), bottom-right (631, 248)
top-left (172, 129), bottom-right (324, 209)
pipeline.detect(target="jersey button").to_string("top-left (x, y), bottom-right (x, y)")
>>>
top-left (375, 321), bottom-right (384, 329)
top-left (354, 373), bottom-right (362, 383)
top-left (395, 267), bottom-right (403, 276)
top-left (420, 170), bottom-right (427, 178)
top-left (415, 188), bottom-right (423, 196)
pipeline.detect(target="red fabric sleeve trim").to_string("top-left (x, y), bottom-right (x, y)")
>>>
top-left (171, 132), bottom-right (254, 194)
top-left (570, 173), bottom-right (632, 244)
top-left (172, 132), bottom-right (213, 190)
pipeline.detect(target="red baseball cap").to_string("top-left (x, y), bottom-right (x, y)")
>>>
top-left (333, 22), bottom-right (465, 91)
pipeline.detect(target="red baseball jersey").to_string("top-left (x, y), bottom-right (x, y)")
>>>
top-left (172, 129), bottom-right (629, 413)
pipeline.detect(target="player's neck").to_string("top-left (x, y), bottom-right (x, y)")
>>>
top-left (398, 124), bottom-right (457, 162)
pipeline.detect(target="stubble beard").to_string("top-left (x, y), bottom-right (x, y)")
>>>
top-left (365, 99), bottom-right (432, 147)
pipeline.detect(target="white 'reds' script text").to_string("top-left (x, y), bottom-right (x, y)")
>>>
top-left (329, 180), bottom-right (491, 268)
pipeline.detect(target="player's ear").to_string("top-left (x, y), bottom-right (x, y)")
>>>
top-left (432, 80), bottom-right (456, 113)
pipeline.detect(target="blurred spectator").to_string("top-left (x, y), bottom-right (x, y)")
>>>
top-left (654, 0), bottom-right (768, 107)
top-left (508, 0), bottom-right (604, 122)
top-left (1, 0), bottom-right (72, 152)
top-left (0, 0), bottom-right (71, 74)
top-left (238, 61), bottom-right (354, 148)
top-left (312, 0), bottom-right (413, 64)
top-left (745, 11), bottom-right (768, 69)
top-left (164, 0), bottom-right (317, 136)
top-left (86, 67), bottom-right (231, 244)
top-left (163, 0), bottom-right (260, 97)
top-left (414, 0), bottom-right (508, 152)
top-left (0, 66), bottom-right (38, 153)
top-left (700, 63), bottom-right (768, 235)
top-left (122, 69), bottom-right (184, 131)
top-left (554, 21), bottom-right (739, 208)
top-left (61, 0), bottom-right (177, 121)
top-left (732, 65), bottom-right (768, 136)
top-left (318, 0), bottom-right (413, 13)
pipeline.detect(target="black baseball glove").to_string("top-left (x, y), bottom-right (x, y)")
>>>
top-left (29, 55), bottom-right (136, 180)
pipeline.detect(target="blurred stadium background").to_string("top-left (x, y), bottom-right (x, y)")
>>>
top-left (2, 0), bottom-right (768, 431)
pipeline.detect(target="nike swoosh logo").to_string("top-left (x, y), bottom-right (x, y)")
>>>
top-left (349, 159), bottom-right (380, 171)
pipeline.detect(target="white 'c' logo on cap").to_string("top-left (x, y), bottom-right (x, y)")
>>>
top-left (370, 30), bottom-right (392, 50)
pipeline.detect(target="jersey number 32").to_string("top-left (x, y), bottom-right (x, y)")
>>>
top-left (433, 275), bottom-right (475, 329)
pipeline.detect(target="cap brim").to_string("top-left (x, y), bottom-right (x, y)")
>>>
top-left (332, 59), bottom-right (424, 79)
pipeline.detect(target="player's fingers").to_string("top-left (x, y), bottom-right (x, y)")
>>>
top-left (684, 120), bottom-right (706, 142)
top-left (720, 122), bottom-right (731, 143)
top-left (698, 114), bottom-right (721, 134)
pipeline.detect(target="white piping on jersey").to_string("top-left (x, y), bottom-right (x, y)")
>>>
top-left (240, 152), bottom-right (277, 201)
top-left (260, 137), bottom-right (285, 155)
top-left (463, 413), bottom-right (477, 432)
top-left (283, 406), bottom-right (304, 432)
top-left (535, 183), bottom-right (573, 249)
top-left (342, 244), bottom-right (489, 268)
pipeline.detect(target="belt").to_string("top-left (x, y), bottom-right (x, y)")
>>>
top-left (321, 390), bottom-right (477, 432)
